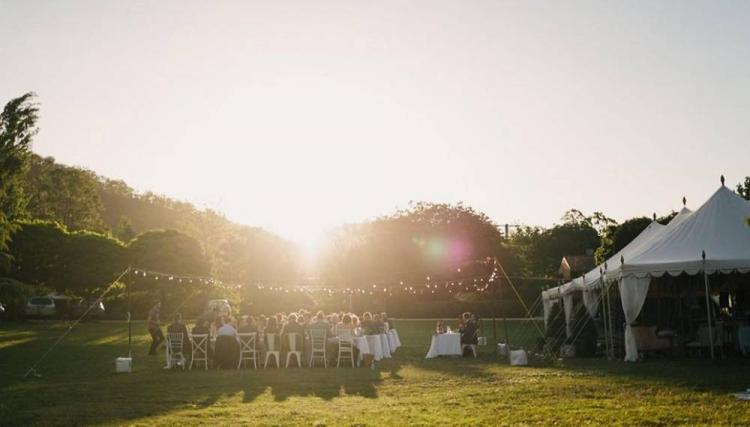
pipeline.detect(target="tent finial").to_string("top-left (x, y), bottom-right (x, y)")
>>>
top-left (720, 175), bottom-right (725, 186)
top-left (682, 196), bottom-right (687, 206)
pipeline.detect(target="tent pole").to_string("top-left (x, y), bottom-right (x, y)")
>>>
top-left (127, 273), bottom-right (132, 358)
top-left (703, 269), bottom-right (715, 360)
top-left (493, 317), bottom-right (497, 346)
top-left (701, 251), bottom-right (714, 360)
top-left (606, 282), bottom-right (615, 359)
top-left (601, 284), bottom-right (610, 360)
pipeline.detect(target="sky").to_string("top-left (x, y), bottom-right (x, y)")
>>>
top-left (1, 0), bottom-right (749, 247)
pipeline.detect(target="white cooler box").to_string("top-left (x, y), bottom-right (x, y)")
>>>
top-left (509, 350), bottom-right (528, 366)
top-left (115, 357), bottom-right (132, 373)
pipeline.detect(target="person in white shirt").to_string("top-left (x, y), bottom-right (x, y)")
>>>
top-left (214, 317), bottom-right (239, 368)
top-left (217, 319), bottom-right (238, 337)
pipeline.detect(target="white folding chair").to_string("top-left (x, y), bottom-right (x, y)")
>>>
top-left (264, 333), bottom-right (281, 368)
top-left (309, 329), bottom-right (327, 368)
top-left (190, 334), bottom-right (209, 370)
top-left (285, 333), bottom-right (303, 368)
top-left (166, 332), bottom-right (185, 369)
top-left (337, 333), bottom-right (355, 368)
top-left (238, 333), bottom-right (258, 369)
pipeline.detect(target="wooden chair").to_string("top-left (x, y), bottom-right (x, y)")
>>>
top-left (309, 329), bottom-right (327, 368)
top-left (189, 334), bottom-right (209, 370)
top-left (237, 333), bottom-right (258, 369)
top-left (337, 333), bottom-right (355, 368)
top-left (285, 333), bottom-right (303, 368)
top-left (166, 332), bottom-right (185, 369)
top-left (264, 333), bottom-right (281, 368)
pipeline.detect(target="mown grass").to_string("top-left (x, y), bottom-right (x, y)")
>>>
top-left (1, 319), bottom-right (749, 426)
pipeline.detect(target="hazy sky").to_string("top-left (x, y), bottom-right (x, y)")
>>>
top-left (2, 1), bottom-right (749, 246)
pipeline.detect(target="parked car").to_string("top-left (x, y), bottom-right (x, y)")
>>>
top-left (72, 299), bottom-right (106, 320)
top-left (25, 296), bottom-right (56, 318)
top-left (207, 299), bottom-right (232, 317)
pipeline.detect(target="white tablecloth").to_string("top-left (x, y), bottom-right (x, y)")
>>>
top-left (380, 334), bottom-right (391, 358)
top-left (352, 336), bottom-right (370, 364)
top-left (388, 329), bottom-right (401, 350)
top-left (425, 333), bottom-right (462, 358)
top-left (366, 335), bottom-right (385, 361)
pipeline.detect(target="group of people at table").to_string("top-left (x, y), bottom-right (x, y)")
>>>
top-left (426, 312), bottom-right (481, 358)
top-left (146, 301), bottom-right (399, 369)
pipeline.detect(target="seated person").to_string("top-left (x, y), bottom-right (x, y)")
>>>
top-left (281, 313), bottom-right (304, 352)
top-left (265, 317), bottom-right (280, 335)
top-left (306, 311), bottom-right (330, 336)
top-left (372, 314), bottom-right (385, 334)
top-left (337, 314), bottom-right (355, 337)
top-left (361, 312), bottom-right (379, 335)
top-left (305, 311), bottom-right (331, 359)
top-left (238, 316), bottom-right (256, 333)
top-left (214, 317), bottom-right (239, 369)
top-left (381, 312), bottom-right (392, 330)
top-left (460, 318), bottom-right (479, 346)
top-left (192, 319), bottom-right (210, 336)
top-left (166, 313), bottom-right (192, 356)
top-left (334, 314), bottom-right (359, 363)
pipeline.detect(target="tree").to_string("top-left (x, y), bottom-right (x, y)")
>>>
top-left (511, 211), bottom-right (601, 277)
top-left (127, 230), bottom-right (210, 275)
top-left (216, 225), bottom-right (300, 284)
top-left (115, 216), bottom-right (136, 243)
top-left (316, 202), bottom-right (516, 289)
top-left (23, 155), bottom-right (106, 232)
top-left (737, 176), bottom-right (750, 201)
top-left (0, 93), bottom-right (39, 251)
top-left (127, 230), bottom-right (212, 316)
top-left (595, 217), bottom-right (651, 264)
top-left (7, 221), bottom-right (126, 295)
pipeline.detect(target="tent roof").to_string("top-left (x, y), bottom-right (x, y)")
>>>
top-left (621, 186), bottom-right (750, 277)
top-left (542, 207), bottom-right (691, 300)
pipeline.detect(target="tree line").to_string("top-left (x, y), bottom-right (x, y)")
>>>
top-left (1, 92), bottom-right (748, 319)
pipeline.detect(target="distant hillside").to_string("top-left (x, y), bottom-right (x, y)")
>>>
top-left (21, 154), bottom-right (301, 281)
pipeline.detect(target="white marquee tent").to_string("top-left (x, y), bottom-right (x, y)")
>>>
top-left (542, 183), bottom-right (750, 362)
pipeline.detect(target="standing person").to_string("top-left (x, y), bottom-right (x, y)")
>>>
top-left (147, 301), bottom-right (164, 355)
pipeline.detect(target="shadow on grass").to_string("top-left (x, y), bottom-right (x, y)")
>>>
top-left (553, 357), bottom-right (750, 394)
top-left (0, 321), bottom-right (405, 425)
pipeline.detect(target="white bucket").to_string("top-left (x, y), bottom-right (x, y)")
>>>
top-left (115, 357), bottom-right (132, 373)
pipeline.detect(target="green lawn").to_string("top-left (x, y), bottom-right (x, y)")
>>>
top-left (1, 319), bottom-right (749, 426)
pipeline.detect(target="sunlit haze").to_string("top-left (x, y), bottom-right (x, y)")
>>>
top-left (2, 0), bottom-right (749, 246)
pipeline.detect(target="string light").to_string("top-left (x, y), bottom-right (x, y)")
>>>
top-left (128, 258), bottom-right (508, 296)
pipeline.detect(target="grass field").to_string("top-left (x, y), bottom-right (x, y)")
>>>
top-left (1, 319), bottom-right (750, 426)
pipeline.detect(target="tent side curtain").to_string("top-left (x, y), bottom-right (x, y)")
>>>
top-left (582, 288), bottom-right (600, 318)
top-left (619, 276), bottom-right (651, 362)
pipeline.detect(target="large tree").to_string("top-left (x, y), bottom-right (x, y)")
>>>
top-left (594, 217), bottom-right (651, 264)
top-left (23, 155), bottom-right (106, 232)
top-left (0, 93), bottom-right (39, 252)
top-left (511, 210), bottom-right (602, 277)
top-left (8, 221), bottom-right (126, 295)
top-left (316, 202), bottom-right (515, 287)
top-left (737, 176), bottom-right (750, 201)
